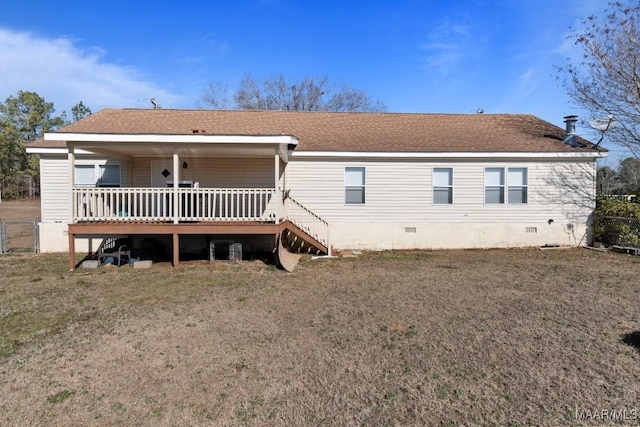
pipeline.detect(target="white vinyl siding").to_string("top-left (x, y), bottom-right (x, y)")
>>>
top-left (345, 167), bottom-right (366, 204)
top-left (286, 158), bottom-right (594, 224)
top-left (40, 155), bottom-right (71, 222)
top-left (433, 168), bottom-right (453, 204)
top-left (132, 157), bottom-right (274, 188)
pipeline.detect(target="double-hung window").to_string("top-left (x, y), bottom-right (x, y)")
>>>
top-left (345, 167), bottom-right (365, 204)
top-left (433, 168), bottom-right (453, 204)
top-left (507, 168), bottom-right (527, 204)
top-left (484, 167), bottom-right (527, 204)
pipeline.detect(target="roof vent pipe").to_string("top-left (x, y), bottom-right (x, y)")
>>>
top-left (563, 115), bottom-right (579, 146)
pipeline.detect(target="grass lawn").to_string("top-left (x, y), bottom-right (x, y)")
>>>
top-left (1, 248), bottom-right (639, 426)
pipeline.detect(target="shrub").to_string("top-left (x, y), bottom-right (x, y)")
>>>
top-left (594, 198), bottom-right (640, 246)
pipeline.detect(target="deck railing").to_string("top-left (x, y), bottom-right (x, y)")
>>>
top-left (73, 187), bottom-right (277, 222)
top-left (284, 196), bottom-right (330, 250)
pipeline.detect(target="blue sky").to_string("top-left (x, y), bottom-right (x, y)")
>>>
top-left (0, 0), bottom-right (624, 162)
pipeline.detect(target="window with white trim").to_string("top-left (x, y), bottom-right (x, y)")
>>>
top-left (507, 167), bottom-right (527, 204)
top-left (345, 167), bottom-right (365, 204)
top-left (74, 165), bottom-right (96, 187)
top-left (484, 167), bottom-right (527, 204)
top-left (433, 167), bottom-right (453, 204)
top-left (98, 164), bottom-right (121, 187)
top-left (74, 164), bottom-right (121, 188)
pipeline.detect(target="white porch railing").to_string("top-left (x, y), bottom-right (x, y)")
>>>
top-left (284, 196), bottom-right (330, 250)
top-left (73, 187), bottom-right (277, 222)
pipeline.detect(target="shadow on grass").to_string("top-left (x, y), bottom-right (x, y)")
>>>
top-left (621, 331), bottom-right (640, 353)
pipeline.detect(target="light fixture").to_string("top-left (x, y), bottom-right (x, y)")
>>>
top-left (182, 161), bottom-right (188, 169)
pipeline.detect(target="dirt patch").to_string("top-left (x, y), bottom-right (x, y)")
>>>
top-left (1, 248), bottom-right (639, 425)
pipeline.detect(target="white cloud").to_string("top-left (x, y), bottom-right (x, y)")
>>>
top-left (0, 28), bottom-right (182, 113)
top-left (419, 18), bottom-right (481, 75)
top-left (517, 68), bottom-right (537, 97)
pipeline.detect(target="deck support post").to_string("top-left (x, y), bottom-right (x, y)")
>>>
top-left (68, 231), bottom-right (76, 271)
top-left (173, 232), bottom-right (179, 268)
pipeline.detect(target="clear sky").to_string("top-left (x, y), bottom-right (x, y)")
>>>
top-left (0, 0), bottom-right (623, 161)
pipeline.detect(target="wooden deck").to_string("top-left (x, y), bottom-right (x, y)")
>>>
top-left (68, 220), bottom-right (327, 270)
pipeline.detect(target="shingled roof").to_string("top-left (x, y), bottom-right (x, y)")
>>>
top-left (28, 108), bottom-right (602, 153)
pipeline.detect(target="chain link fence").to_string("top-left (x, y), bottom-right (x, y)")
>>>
top-left (0, 220), bottom-right (39, 253)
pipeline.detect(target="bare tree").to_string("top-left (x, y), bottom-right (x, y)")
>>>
top-left (199, 82), bottom-right (231, 110)
top-left (558, 2), bottom-right (640, 156)
top-left (201, 74), bottom-right (386, 112)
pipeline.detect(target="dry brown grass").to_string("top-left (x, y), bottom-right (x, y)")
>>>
top-left (1, 248), bottom-right (640, 426)
top-left (0, 198), bottom-right (40, 221)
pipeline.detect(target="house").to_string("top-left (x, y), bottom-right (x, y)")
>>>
top-left (26, 109), bottom-right (606, 269)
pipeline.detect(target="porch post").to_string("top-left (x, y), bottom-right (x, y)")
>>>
top-left (274, 154), bottom-right (281, 224)
top-left (68, 145), bottom-right (75, 223)
top-left (173, 150), bottom-right (179, 224)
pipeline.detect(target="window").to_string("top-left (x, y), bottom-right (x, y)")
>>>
top-left (484, 167), bottom-right (528, 204)
top-left (75, 165), bottom-right (96, 187)
top-left (485, 168), bottom-right (505, 204)
top-left (508, 168), bottom-right (527, 204)
top-left (74, 164), bottom-right (121, 188)
top-left (98, 164), bottom-right (121, 187)
top-left (433, 168), bottom-right (453, 204)
top-left (345, 167), bottom-right (365, 204)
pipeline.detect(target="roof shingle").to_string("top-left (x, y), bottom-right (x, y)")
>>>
top-left (28, 108), bottom-right (602, 153)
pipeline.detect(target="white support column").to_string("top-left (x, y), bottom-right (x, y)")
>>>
top-left (173, 150), bottom-right (180, 224)
top-left (68, 145), bottom-right (75, 223)
top-left (274, 153), bottom-right (281, 224)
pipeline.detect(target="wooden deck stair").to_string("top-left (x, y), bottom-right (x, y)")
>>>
top-left (281, 196), bottom-right (330, 255)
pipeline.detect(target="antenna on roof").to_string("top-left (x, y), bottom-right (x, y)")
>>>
top-left (589, 114), bottom-right (616, 148)
top-left (151, 98), bottom-right (161, 109)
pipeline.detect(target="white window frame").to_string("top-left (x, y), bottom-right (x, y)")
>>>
top-left (345, 167), bottom-right (366, 205)
top-left (432, 167), bottom-right (453, 204)
top-left (484, 167), bottom-right (528, 204)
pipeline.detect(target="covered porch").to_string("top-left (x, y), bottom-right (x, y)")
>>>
top-left (45, 131), bottom-right (330, 269)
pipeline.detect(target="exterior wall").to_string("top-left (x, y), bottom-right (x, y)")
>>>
top-left (37, 151), bottom-right (598, 253)
top-left (39, 154), bottom-right (130, 252)
top-left (286, 157), bottom-right (597, 250)
top-left (132, 157), bottom-right (274, 188)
